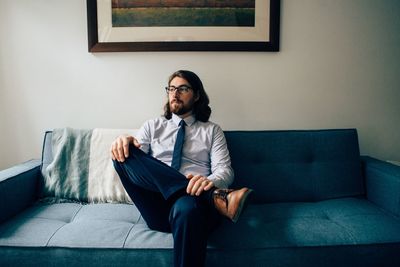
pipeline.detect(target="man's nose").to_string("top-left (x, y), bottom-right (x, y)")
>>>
top-left (173, 89), bottom-right (180, 97)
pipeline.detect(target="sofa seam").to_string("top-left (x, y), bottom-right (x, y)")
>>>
top-left (44, 205), bottom-right (84, 247)
top-left (329, 220), bottom-right (357, 244)
top-left (368, 199), bottom-right (400, 221)
top-left (122, 214), bottom-right (142, 248)
top-left (44, 221), bottom-right (68, 247)
top-left (70, 205), bottom-right (84, 222)
top-left (324, 210), bottom-right (358, 244)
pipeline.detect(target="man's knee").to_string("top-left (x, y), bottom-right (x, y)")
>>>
top-left (112, 145), bottom-right (141, 173)
top-left (112, 159), bottom-right (124, 174)
top-left (169, 196), bottom-right (205, 225)
top-left (128, 144), bottom-right (145, 157)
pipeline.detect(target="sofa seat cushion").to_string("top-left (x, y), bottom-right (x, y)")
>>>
top-left (0, 203), bottom-right (165, 248)
top-left (1, 198), bottom-right (400, 267)
top-left (209, 197), bottom-right (400, 248)
top-left (1, 197), bottom-right (399, 250)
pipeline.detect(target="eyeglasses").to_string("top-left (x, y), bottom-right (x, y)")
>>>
top-left (165, 85), bottom-right (192, 94)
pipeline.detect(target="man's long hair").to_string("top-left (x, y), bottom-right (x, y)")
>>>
top-left (164, 70), bottom-right (211, 122)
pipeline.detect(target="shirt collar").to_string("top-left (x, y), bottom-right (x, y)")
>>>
top-left (172, 113), bottom-right (196, 127)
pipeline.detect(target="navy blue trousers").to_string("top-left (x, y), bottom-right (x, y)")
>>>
top-left (113, 145), bottom-right (220, 267)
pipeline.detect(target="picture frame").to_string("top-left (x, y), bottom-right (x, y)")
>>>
top-left (87, 0), bottom-right (280, 52)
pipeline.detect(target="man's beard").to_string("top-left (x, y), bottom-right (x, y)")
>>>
top-left (170, 99), bottom-right (194, 115)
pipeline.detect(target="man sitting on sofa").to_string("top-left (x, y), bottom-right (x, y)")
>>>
top-left (110, 70), bottom-right (252, 267)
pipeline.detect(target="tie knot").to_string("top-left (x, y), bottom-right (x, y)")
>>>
top-left (179, 120), bottom-right (186, 127)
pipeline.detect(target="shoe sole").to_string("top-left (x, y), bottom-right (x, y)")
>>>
top-left (232, 188), bottom-right (253, 223)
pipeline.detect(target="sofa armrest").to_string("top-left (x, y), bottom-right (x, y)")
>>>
top-left (362, 156), bottom-right (400, 217)
top-left (0, 159), bottom-right (41, 223)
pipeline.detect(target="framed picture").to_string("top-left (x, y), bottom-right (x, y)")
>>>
top-left (87, 0), bottom-right (280, 52)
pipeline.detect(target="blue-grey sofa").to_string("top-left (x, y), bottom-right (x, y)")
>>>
top-left (1, 129), bottom-right (400, 267)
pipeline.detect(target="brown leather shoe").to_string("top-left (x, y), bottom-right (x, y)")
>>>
top-left (213, 188), bottom-right (253, 223)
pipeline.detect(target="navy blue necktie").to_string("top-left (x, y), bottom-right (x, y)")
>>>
top-left (171, 120), bottom-right (186, 170)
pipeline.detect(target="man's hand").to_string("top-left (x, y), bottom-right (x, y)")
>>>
top-left (110, 135), bottom-right (141, 162)
top-left (186, 174), bottom-right (214, 196)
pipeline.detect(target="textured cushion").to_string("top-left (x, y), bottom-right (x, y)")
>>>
top-left (208, 198), bottom-right (400, 248)
top-left (1, 198), bottom-right (400, 266)
top-left (2, 198), bottom-right (400, 247)
top-left (225, 129), bottom-right (364, 203)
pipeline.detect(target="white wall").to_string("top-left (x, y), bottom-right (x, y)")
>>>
top-left (1, 0), bottom-right (399, 170)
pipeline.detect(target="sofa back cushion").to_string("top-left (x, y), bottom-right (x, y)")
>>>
top-left (225, 129), bottom-right (364, 204)
top-left (41, 128), bottom-right (364, 204)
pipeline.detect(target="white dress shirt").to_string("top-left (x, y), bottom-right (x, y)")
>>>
top-left (136, 114), bottom-right (234, 189)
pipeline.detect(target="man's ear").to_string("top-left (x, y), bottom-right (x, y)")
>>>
top-left (194, 92), bottom-right (200, 102)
